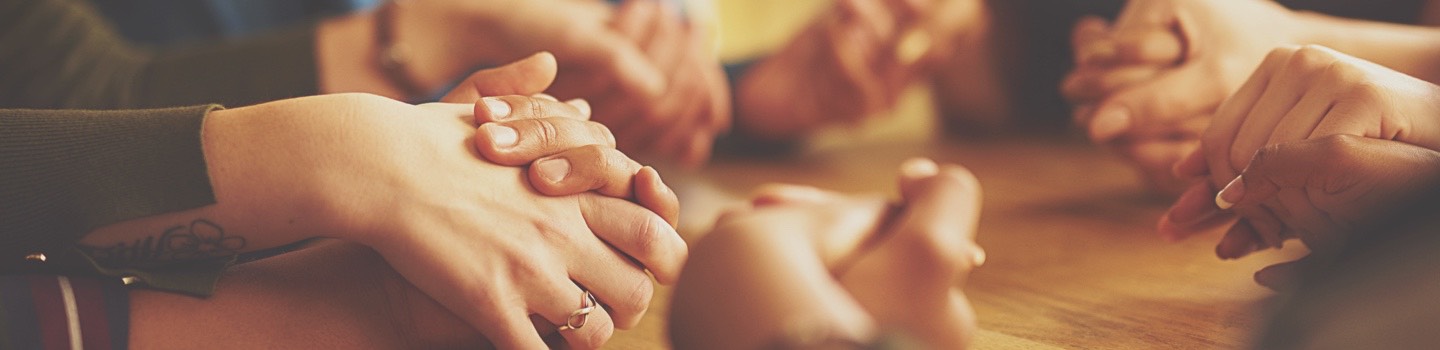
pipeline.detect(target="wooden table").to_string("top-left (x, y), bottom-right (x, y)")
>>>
top-left (606, 112), bottom-right (1307, 349)
top-left (603, 1), bottom-right (1306, 347)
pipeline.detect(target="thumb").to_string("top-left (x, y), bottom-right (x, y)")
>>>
top-left (1088, 64), bottom-right (1224, 142)
top-left (440, 51), bottom-right (559, 104)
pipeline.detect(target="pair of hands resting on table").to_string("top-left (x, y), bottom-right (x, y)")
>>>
top-left (671, 159), bottom-right (984, 349)
top-left (1063, 0), bottom-right (1440, 194)
top-left (132, 159), bottom-right (987, 349)
top-left (93, 53), bottom-right (683, 349)
top-left (1156, 46), bottom-right (1440, 288)
top-left (321, 0), bottom-right (729, 167)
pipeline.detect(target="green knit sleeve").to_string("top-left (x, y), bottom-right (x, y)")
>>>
top-left (0, 106), bottom-right (226, 296)
top-left (0, 0), bottom-right (318, 109)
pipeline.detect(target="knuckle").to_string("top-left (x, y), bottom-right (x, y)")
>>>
top-left (532, 119), bottom-right (562, 148)
top-left (1263, 46), bottom-right (1301, 67)
top-left (629, 214), bottom-right (663, 261)
top-left (616, 278), bottom-right (654, 328)
top-left (1291, 45), bottom-right (1335, 70)
top-left (588, 121), bottom-right (618, 147)
top-left (581, 315), bottom-right (615, 349)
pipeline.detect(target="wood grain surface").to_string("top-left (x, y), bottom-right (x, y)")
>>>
top-left (603, 1), bottom-right (1307, 348)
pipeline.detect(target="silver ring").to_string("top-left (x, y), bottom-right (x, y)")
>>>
top-left (557, 291), bottom-right (598, 331)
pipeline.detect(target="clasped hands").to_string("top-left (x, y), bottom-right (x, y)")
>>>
top-left (207, 52), bottom-right (683, 349)
top-left (1064, 0), bottom-right (1440, 287)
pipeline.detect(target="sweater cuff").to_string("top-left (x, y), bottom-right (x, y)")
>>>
top-left (1, 105), bottom-right (222, 295)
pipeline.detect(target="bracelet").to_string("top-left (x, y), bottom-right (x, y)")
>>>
top-left (375, 1), bottom-right (429, 101)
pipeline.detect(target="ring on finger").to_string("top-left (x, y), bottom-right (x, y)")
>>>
top-left (557, 290), bottom-right (599, 331)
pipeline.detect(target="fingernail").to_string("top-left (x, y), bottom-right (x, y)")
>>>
top-left (482, 98), bottom-right (512, 119)
top-left (536, 158), bottom-right (571, 184)
top-left (566, 98), bottom-right (592, 117)
top-left (970, 246), bottom-right (987, 267)
top-left (483, 124), bottom-right (518, 148)
top-left (645, 167), bottom-right (670, 193)
top-left (1215, 175), bottom-right (1245, 210)
top-left (900, 158), bottom-right (940, 180)
top-left (1089, 106), bottom-right (1131, 142)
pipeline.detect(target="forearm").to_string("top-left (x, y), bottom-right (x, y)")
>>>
top-left (1299, 11), bottom-right (1440, 83)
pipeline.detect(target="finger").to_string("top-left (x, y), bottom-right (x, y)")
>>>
top-left (472, 297), bottom-right (551, 349)
top-left (1231, 201), bottom-right (1287, 250)
top-left (893, 159), bottom-right (985, 268)
top-left (827, 19), bottom-right (890, 118)
top-left (1088, 63), bottom-right (1227, 143)
top-left (749, 183), bottom-right (841, 207)
top-left (1254, 256), bottom-right (1308, 291)
top-left (1228, 48), bottom-right (1332, 172)
top-left (838, 0), bottom-right (898, 44)
top-left (1274, 187), bottom-right (1343, 244)
top-left (1071, 16), bottom-right (1114, 66)
top-left (641, 1), bottom-right (687, 71)
top-left (1111, 28), bottom-right (1185, 66)
top-left (633, 166), bottom-right (680, 228)
top-left (534, 282), bottom-right (616, 349)
top-left (584, 32), bottom-right (668, 102)
top-left (1260, 89), bottom-right (1333, 154)
top-left (1062, 65), bottom-right (1165, 105)
top-left (1215, 220), bottom-right (1263, 260)
top-left (1172, 145), bottom-right (1208, 179)
top-left (1202, 46), bottom-right (1299, 185)
top-left (477, 95), bottom-right (590, 123)
top-left (442, 51), bottom-right (559, 104)
top-left (565, 241), bottom-right (655, 329)
top-left (580, 196), bottom-right (689, 284)
top-left (1215, 140), bottom-right (1335, 211)
top-left (1157, 180), bottom-right (1233, 241)
top-left (476, 118), bottom-right (616, 166)
top-left (612, 0), bottom-right (660, 40)
top-left (528, 145), bottom-right (642, 199)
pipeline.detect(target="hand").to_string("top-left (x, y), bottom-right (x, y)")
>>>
top-left (1163, 136), bottom-right (1440, 289)
top-left (734, 0), bottom-right (955, 140)
top-left (1195, 45), bottom-right (1440, 182)
top-left (670, 159), bottom-right (983, 349)
top-left (86, 93), bottom-right (687, 349)
top-left (607, 0), bottom-right (732, 167)
top-left (1069, 0), bottom-right (1308, 144)
top-left (1161, 46), bottom-right (1440, 243)
top-left (443, 51), bottom-right (680, 225)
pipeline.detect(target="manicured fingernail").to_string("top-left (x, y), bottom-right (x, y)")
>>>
top-left (900, 158), bottom-right (940, 180)
top-left (483, 124), bottom-right (517, 148)
top-left (536, 158), bottom-right (571, 183)
top-left (482, 98), bottom-right (511, 119)
top-left (1089, 106), bottom-right (1131, 142)
top-left (1216, 175), bottom-right (1245, 210)
top-left (566, 98), bottom-right (592, 117)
